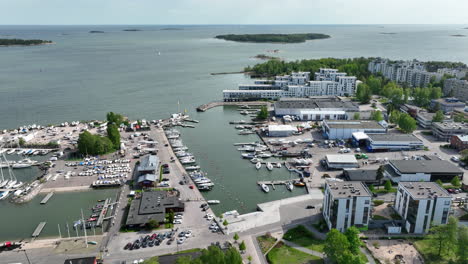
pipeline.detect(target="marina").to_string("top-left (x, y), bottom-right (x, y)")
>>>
top-left (40, 192), bottom-right (54, 204)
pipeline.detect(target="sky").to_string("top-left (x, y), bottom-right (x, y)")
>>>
top-left (2, 0), bottom-right (468, 25)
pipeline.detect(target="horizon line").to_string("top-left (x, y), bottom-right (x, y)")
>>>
top-left (1, 23), bottom-right (468, 26)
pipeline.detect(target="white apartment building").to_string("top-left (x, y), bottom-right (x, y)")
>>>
top-left (437, 68), bottom-right (468, 79)
top-left (443, 78), bottom-right (468, 101)
top-left (323, 181), bottom-right (372, 232)
top-left (394, 182), bottom-right (451, 234)
top-left (223, 69), bottom-right (358, 101)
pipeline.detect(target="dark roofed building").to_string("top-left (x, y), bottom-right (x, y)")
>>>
top-left (343, 169), bottom-right (379, 184)
top-left (126, 190), bottom-right (184, 227)
top-left (137, 174), bottom-right (157, 187)
top-left (385, 160), bottom-right (463, 182)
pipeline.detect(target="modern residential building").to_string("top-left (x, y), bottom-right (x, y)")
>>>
top-left (394, 182), bottom-right (451, 234)
top-left (126, 190), bottom-right (184, 227)
top-left (431, 121), bottom-right (468, 141)
top-left (267, 125), bottom-right (298, 137)
top-left (384, 160), bottom-right (463, 182)
top-left (430, 98), bottom-right (465, 113)
top-left (322, 181), bottom-right (372, 232)
top-left (223, 69), bottom-right (358, 101)
top-left (273, 97), bottom-right (359, 120)
top-left (450, 134), bottom-right (468, 150)
top-left (443, 78), bottom-right (468, 101)
top-left (437, 68), bottom-right (468, 79)
top-left (365, 133), bottom-right (424, 152)
top-left (368, 58), bottom-right (442, 87)
top-left (322, 120), bottom-right (387, 140)
top-left (324, 155), bottom-right (359, 169)
top-left (137, 155), bottom-right (159, 175)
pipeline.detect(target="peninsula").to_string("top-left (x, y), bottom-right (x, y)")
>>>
top-left (0, 39), bottom-right (53, 46)
top-left (215, 33), bottom-right (330, 43)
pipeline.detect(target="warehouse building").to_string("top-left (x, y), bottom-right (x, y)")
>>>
top-left (394, 182), bottom-right (451, 234)
top-left (384, 160), bottom-right (463, 182)
top-left (323, 181), bottom-right (372, 232)
top-left (322, 120), bottom-right (387, 140)
top-left (324, 154), bottom-right (359, 170)
top-left (365, 133), bottom-right (424, 152)
top-left (267, 125), bottom-right (298, 137)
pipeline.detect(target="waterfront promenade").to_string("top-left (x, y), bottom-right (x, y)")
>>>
top-left (196, 101), bottom-right (271, 112)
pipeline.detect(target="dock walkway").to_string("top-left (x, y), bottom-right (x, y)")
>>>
top-left (196, 101), bottom-right (270, 112)
top-left (40, 192), bottom-right (54, 204)
top-left (32, 222), bottom-right (47, 237)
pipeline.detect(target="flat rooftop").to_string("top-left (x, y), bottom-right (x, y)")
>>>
top-left (389, 160), bottom-right (463, 174)
top-left (368, 133), bottom-right (423, 142)
top-left (399, 182), bottom-right (450, 199)
top-left (344, 169), bottom-right (377, 182)
top-left (268, 124), bottom-right (298, 132)
top-left (324, 120), bottom-right (384, 130)
top-left (432, 122), bottom-right (468, 130)
top-left (326, 154), bottom-right (358, 164)
top-left (274, 97), bottom-right (359, 110)
top-left (455, 135), bottom-right (468, 142)
top-left (326, 181), bottom-right (371, 198)
top-left (126, 191), bottom-right (183, 225)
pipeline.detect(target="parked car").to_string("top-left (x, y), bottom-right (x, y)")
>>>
top-left (173, 219), bottom-right (182, 224)
top-left (451, 156), bottom-right (460, 162)
top-left (124, 243), bottom-right (132, 250)
top-left (177, 237), bottom-right (186, 244)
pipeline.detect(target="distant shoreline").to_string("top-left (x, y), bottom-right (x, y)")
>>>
top-left (0, 39), bottom-right (55, 47)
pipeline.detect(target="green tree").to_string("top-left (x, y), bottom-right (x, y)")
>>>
top-left (224, 247), bottom-right (243, 264)
top-left (239, 240), bottom-right (246, 253)
top-left (451, 176), bottom-right (461, 187)
top-left (142, 257), bottom-right (160, 264)
top-left (223, 219), bottom-right (229, 227)
top-left (456, 226), bottom-right (468, 264)
top-left (324, 229), bottom-right (350, 263)
top-left (167, 211), bottom-right (175, 224)
top-left (432, 110), bottom-right (445, 122)
top-left (353, 112), bottom-right (360, 120)
top-left (199, 246), bottom-right (226, 264)
top-left (454, 113), bottom-right (465, 122)
top-left (376, 165), bottom-right (385, 185)
top-left (233, 233), bottom-right (239, 243)
top-left (77, 131), bottom-right (96, 155)
top-left (389, 110), bottom-right (401, 124)
top-left (344, 226), bottom-right (361, 254)
top-left (175, 256), bottom-right (191, 264)
top-left (106, 124), bottom-right (121, 149)
top-left (18, 138), bottom-right (25, 146)
top-left (435, 179), bottom-right (444, 186)
top-left (256, 106), bottom-right (269, 120)
top-left (356, 83), bottom-right (372, 104)
top-left (247, 255), bottom-right (253, 263)
top-left (146, 219), bottom-right (159, 230)
top-left (370, 110), bottom-right (383, 122)
top-left (446, 216), bottom-right (459, 255)
top-left (367, 75), bottom-right (382, 94)
top-left (338, 251), bottom-right (365, 264)
top-left (398, 113), bottom-right (417, 133)
top-left (384, 180), bottom-right (392, 191)
top-left (369, 184), bottom-right (375, 192)
top-left (106, 112), bottom-right (125, 125)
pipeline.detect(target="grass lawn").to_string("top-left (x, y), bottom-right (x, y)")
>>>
top-left (283, 225), bottom-right (325, 253)
top-left (257, 234), bottom-right (278, 254)
top-left (373, 187), bottom-right (397, 194)
top-left (414, 239), bottom-right (456, 264)
top-left (267, 242), bottom-right (323, 264)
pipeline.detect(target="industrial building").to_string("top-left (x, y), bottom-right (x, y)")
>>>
top-left (126, 191), bottom-right (184, 227)
top-left (273, 97), bottom-right (359, 121)
top-left (324, 155), bottom-right (359, 170)
top-left (322, 181), bottom-right (372, 232)
top-left (430, 98), bottom-right (465, 113)
top-left (432, 121), bottom-right (468, 141)
top-left (365, 133), bottom-right (424, 152)
top-left (267, 124), bottom-right (298, 137)
top-left (322, 120), bottom-right (387, 140)
top-left (394, 182), bottom-right (451, 234)
top-left (384, 160), bottom-right (463, 182)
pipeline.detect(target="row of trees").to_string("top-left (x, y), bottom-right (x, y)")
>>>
top-left (175, 245), bottom-right (243, 264)
top-left (324, 226), bottom-right (366, 264)
top-left (244, 57), bottom-right (372, 80)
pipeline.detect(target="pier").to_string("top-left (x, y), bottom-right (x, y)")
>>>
top-left (257, 179), bottom-right (301, 186)
top-left (40, 192), bottom-right (54, 204)
top-left (32, 222), bottom-right (47, 238)
top-left (196, 101), bottom-right (270, 112)
top-left (96, 198), bottom-right (117, 227)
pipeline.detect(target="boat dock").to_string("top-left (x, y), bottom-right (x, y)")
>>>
top-left (196, 101), bottom-right (270, 112)
top-left (257, 180), bottom-right (300, 186)
top-left (32, 222), bottom-right (47, 238)
top-left (96, 198), bottom-right (117, 227)
top-left (40, 192), bottom-right (54, 204)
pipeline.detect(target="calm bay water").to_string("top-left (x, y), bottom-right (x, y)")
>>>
top-left (1, 25), bottom-right (468, 240)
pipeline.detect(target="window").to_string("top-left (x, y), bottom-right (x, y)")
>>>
top-left (444, 201), bottom-right (450, 206)
top-left (365, 200), bottom-right (370, 204)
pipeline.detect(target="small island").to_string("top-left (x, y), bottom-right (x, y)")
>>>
top-left (215, 33), bottom-right (331, 43)
top-left (0, 38), bottom-right (53, 46)
top-left (253, 54), bottom-right (280, 60)
top-left (89, 30), bottom-right (105, 34)
top-left (123, 29), bottom-right (142, 32)
top-left (451, 34), bottom-right (466, 37)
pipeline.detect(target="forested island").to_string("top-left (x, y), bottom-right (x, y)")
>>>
top-left (0, 39), bottom-right (53, 46)
top-left (451, 34), bottom-right (466, 37)
top-left (253, 54), bottom-right (280, 60)
top-left (89, 30), bottom-right (105, 34)
top-left (123, 29), bottom-right (142, 32)
top-left (215, 33), bottom-right (330, 43)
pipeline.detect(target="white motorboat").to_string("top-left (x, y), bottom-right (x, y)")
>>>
top-left (257, 153), bottom-right (272, 158)
top-left (276, 162), bottom-right (282, 168)
top-left (266, 162), bottom-right (273, 171)
top-left (286, 181), bottom-right (294, 191)
top-left (195, 179), bottom-right (212, 184)
top-left (207, 200), bottom-right (220, 204)
top-left (5, 180), bottom-right (16, 189)
top-left (255, 162), bottom-right (262, 170)
top-left (241, 153), bottom-right (256, 159)
top-left (6, 149), bottom-right (16, 155)
top-left (238, 146), bottom-right (255, 152)
top-left (0, 191), bottom-right (10, 200)
top-left (234, 125), bottom-right (245, 129)
top-left (185, 165), bottom-right (200, 171)
top-left (250, 158), bottom-right (263, 164)
top-left (12, 181), bottom-right (23, 188)
top-left (197, 182), bottom-right (214, 187)
top-left (261, 184), bottom-right (270, 193)
top-left (12, 163), bottom-right (32, 169)
top-left (181, 158), bottom-right (196, 165)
